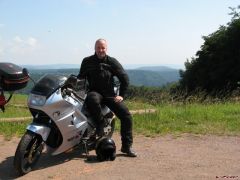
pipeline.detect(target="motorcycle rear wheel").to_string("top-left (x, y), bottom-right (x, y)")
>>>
top-left (14, 131), bottom-right (43, 176)
top-left (104, 118), bottom-right (115, 137)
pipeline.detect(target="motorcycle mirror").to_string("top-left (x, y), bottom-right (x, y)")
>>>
top-left (22, 68), bottom-right (29, 76)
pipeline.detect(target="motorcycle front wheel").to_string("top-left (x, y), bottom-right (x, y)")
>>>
top-left (14, 131), bottom-right (43, 176)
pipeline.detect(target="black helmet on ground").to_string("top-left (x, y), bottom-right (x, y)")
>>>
top-left (95, 137), bottom-right (116, 161)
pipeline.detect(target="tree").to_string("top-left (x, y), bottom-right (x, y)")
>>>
top-left (178, 6), bottom-right (240, 96)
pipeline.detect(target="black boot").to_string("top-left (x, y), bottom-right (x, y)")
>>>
top-left (121, 146), bottom-right (137, 157)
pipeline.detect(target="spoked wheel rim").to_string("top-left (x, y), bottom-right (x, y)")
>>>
top-left (21, 137), bottom-right (43, 173)
top-left (104, 118), bottom-right (115, 137)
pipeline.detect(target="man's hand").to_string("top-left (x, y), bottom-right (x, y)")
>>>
top-left (114, 96), bottom-right (123, 103)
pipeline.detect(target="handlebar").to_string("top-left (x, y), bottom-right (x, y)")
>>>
top-left (63, 87), bottom-right (85, 101)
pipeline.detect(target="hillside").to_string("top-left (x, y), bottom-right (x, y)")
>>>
top-left (127, 70), bottom-right (169, 86)
top-left (135, 66), bottom-right (180, 83)
top-left (136, 66), bottom-right (177, 71)
top-left (16, 66), bottom-right (180, 94)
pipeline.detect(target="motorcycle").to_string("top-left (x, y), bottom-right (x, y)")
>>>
top-left (13, 74), bottom-right (116, 176)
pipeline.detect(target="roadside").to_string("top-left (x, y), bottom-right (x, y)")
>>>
top-left (0, 133), bottom-right (239, 180)
top-left (0, 109), bottom-right (156, 122)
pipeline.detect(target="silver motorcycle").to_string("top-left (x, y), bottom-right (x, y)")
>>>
top-left (13, 74), bottom-right (116, 176)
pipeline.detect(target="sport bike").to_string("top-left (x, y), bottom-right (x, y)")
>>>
top-left (13, 74), bottom-right (116, 176)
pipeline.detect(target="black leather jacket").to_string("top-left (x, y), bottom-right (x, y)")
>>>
top-left (78, 54), bottom-right (129, 98)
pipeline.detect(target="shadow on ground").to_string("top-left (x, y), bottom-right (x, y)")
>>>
top-left (0, 148), bottom-right (89, 179)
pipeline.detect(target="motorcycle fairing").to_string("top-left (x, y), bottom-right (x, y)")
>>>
top-left (27, 124), bottom-right (51, 141)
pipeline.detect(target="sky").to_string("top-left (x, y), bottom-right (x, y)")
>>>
top-left (0, 0), bottom-right (239, 69)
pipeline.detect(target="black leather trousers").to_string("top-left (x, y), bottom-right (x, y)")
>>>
top-left (86, 91), bottom-right (133, 147)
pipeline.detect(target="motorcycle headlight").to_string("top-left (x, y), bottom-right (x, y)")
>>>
top-left (28, 94), bottom-right (46, 106)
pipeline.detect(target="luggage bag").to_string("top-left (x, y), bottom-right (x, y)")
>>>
top-left (0, 62), bottom-right (29, 91)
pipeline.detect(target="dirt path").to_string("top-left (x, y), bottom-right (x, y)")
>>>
top-left (0, 109), bottom-right (156, 122)
top-left (0, 133), bottom-right (240, 180)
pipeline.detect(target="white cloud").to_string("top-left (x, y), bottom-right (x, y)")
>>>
top-left (27, 37), bottom-right (37, 47)
top-left (10, 36), bottom-right (39, 54)
top-left (14, 36), bottom-right (23, 43)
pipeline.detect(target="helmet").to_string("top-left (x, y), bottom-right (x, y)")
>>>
top-left (95, 137), bottom-right (116, 161)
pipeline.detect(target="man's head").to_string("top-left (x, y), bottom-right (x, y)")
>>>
top-left (95, 39), bottom-right (107, 59)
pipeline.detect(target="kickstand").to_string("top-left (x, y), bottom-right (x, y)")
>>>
top-left (81, 138), bottom-right (89, 158)
top-left (84, 141), bottom-right (89, 157)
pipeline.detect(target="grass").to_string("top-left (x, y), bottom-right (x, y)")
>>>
top-left (0, 94), bottom-right (31, 139)
top-left (0, 120), bottom-right (31, 140)
top-left (0, 94), bottom-right (30, 118)
top-left (0, 106), bottom-right (31, 118)
top-left (125, 99), bottom-right (155, 110)
top-left (8, 93), bottom-right (28, 105)
top-left (1, 94), bottom-right (240, 139)
top-left (129, 102), bottom-right (240, 137)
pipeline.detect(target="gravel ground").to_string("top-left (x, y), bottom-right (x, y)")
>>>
top-left (0, 133), bottom-right (240, 180)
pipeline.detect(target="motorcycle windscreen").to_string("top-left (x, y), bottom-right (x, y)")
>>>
top-left (31, 74), bottom-right (67, 97)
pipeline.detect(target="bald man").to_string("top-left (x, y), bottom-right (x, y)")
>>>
top-left (78, 39), bottom-right (137, 157)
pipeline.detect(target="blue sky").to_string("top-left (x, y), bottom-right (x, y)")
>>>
top-left (0, 0), bottom-right (239, 68)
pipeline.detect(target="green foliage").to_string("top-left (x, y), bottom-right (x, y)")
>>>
top-left (178, 6), bottom-right (240, 97)
top-left (229, 5), bottom-right (240, 20)
top-left (131, 102), bottom-right (240, 136)
top-left (126, 84), bottom-right (174, 105)
top-left (124, 100), bottom-right (155, 109)
top-left (0, 121), bottom-right (30, 139)
top-left (8, 94), bottom-right (28, 105)
top-left (0, 94), bottom-right (30, 118)
top-left (1, 94), bottom-right (240, 138)
top-left (0, 106), bottom-right (30, 118)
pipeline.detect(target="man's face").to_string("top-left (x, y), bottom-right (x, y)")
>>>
top-left (95, 40), bottom-right (107, 59)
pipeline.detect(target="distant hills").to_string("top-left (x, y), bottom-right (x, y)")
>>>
top-left (128, 70), bottom-right (168, 86)
top-left (24, 64), bottom-right (180, 87)
top-left (127, 66), bottom-right (180, 86)
top-left (136, 66), bottom-right (177, 71)
top-left (23, 63), bottom-right (183, 70)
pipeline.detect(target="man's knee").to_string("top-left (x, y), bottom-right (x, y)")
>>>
top-left (86, 92), bottom-right (101, 105)
top-left (117, 105), bottom-right (132, 121)
top-left (118, 111), bottom-right (132, 123)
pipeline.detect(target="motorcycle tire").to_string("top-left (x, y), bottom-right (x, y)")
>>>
top-left (14, 130), bottom-right (43, 176)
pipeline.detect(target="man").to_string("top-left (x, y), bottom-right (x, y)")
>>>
top-left (78, 39), bottom-right (137, 157)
